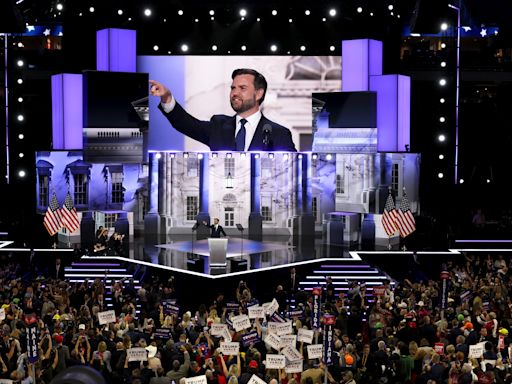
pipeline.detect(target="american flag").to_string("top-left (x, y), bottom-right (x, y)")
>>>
top-left (61, 191), bottom-right (80, 233)
top-left (43, 192), bottom-right (62, 236)
top-left (396, 191), bottom-right (416, 238)
top-left (382, 191), bottom-right (398, 236)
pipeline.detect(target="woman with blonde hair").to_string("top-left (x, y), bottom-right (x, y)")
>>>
top-left (91, 340), bottom-right (112, 376)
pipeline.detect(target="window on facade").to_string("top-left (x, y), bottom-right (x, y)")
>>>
top-left (186, 196), bottom-right (198, 221)
top-left (38, 175), bottom-right (49, 207)
top-left (111, 172), bottom-right (124, 204)
top-left (336, 174), bottom-right (344, 194)
top-left (224, 207), bottom-right (234, 227)
top-left (224, 158), bottom-right (235, 177)
top-left (261, 158), bottom-right (273, 179)
top-left (187, 158), bottom-right (198, 177)
top-left (392, 163), bottom-right (399, 194)
top-left (261, 196), bottom-right (272, 221)
top-left (104, 213), bottom-right (118, 229)
top-left (312, 197), bottom-right (318, 222)
top-left (73, 174), bottom-right (88, 205)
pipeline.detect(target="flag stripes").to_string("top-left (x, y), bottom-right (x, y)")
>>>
top-left (43, 192), bottom-right (62, 236)
top-left (61, 191), bottom-right (80, 233)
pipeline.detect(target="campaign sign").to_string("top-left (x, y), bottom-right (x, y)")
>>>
top-left (232, 315), bottom-right (251, 332)
top-left (287, 310), bottom-right (304, 320)
top-left (221, 327), bottom-right (232, 342)
top-left (264, 333), bottom-right (282, 351)
top-left (307, 344), bottom-right (324, 360)
top-left (211, 323), bottom-right (227, 336)
top-left (270, 312), bottom-right (286, 323)
top-left (98, 310), bottom-right (116, 325)
top-left (312, 287), bottom-right (322, 330)
top-left (280, 334), bottom-right (297, 349)
top-left (282, 346), bottom-right (303, 362)
top-left (267, 322), bottom-right (280, 334)
top-left (297, 328), bottom-right (314, 344)
top-left (276, 322), bottom-right (293, 336)
top-left (434, 343), bottom-right (444, 355)
top-left (373, 286), bottom-right (386, 296)
top-left (248, 374), bottom-right (266, 384)
top-left (285, 360), bottom-right (303, 374)
top-left (265, 354), bottom-right (286, 369)
top-left (323, 315), bottom-right (335, 365)
top-left (26, 325), bottom-right (38, 363)
top-left (499, 335), bottom-right (505, 350)
top-left (268, 299), bottom-right (279, 315)
top-left (163, 301), bottom-right (180, 316)
top-left (241, 331), bottom-right (261, 347)
top-left (469, 344), bottom-right (484, 359)
top-left (220, 341), bottom-right (240, 355)
top-left (185, 375), bottom-right (208, 384)
top-left (248, 306), bottom-right (265, 319)
top-left (127, 347), bottom-right (148, 362)
top-left (246, 299), bottom-right (259, 308)
top-left (0, 308), bottom-right (5, 321)
top-left (155, 328), bottom-right (172, 340)
top-left (227, 302), bottom-right (240, 314)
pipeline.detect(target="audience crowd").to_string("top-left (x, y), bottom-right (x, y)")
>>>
top-left (0, 253), bottom-right (512, 383)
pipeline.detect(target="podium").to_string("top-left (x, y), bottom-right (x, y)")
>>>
top-left (208, 238), bottom-right (228, 274)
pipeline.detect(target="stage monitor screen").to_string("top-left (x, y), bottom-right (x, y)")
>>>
top-left (313, 91), bottom-right (377, 128)
top-left (83, 71), bottom-right (149, 128)
top-left (137, 55), bottom-right (342, 152)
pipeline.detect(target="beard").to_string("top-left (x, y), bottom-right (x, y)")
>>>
top-left (231, 94), bottom-right (257, 113)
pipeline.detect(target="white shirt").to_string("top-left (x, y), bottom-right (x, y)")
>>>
top-left (161, 97), bottom-right (262, 151)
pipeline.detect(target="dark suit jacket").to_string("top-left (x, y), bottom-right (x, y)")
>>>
top-left (207, 224), bottom-right (226, 238)
top-left (158, 102), bottom-right (297, 151)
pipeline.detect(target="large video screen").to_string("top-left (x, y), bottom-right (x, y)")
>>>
top-left (137, 55), bottom-right (342, 152)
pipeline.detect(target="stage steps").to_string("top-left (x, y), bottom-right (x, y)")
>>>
top-left (65, 258), bottom-right (143, 315)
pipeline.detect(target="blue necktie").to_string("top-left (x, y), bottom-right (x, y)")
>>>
top-left (235, 118), bottom-right (247, 151)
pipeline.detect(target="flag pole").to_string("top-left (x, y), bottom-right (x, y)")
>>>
top-left (387, 236), bottom-right (391, 250)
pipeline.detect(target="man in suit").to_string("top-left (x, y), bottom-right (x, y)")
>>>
top-left (203, 218), bottom-right (227, 238)
top-left (149, 68), bottom-right (297, 152)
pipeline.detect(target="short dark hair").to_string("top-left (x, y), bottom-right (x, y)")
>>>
top-left (231, 68), bottom-right (267, 105)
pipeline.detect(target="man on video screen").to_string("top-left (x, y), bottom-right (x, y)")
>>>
top-left (150, 68), bottom-right (296, 152)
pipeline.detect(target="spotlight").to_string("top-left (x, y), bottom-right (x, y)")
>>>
top-left (209, 10), bottom-right (215, 15)
top-left (211, 16), bottom-right (214, 20)
top-left (239, 9), bottom-right (247, 17)
top-left (17, 114), bottom-right (24, 121)
top-left (254, 153), bottom-right (260, 159)
top-left (357, 7), bottom-right (363, 13)
top-left (370, 12), bottom-right (374, 16)
top-left (16, 60), bottom-right (24, 67)
top-left (486, 179), bottom-right (491, 184)
top-left (226, 153), bottom-right (232, 158)
top-left (89, 6), bottom-right (95, 12)
top-left (283, 154), bottom-right (289, 160)
top-left (305, 10), bottom-right (310, 15)
top-left (19, 153), bottom-right (24, 158)
top-left (256, 18), bottom-right (260, 22)
top-left (441, 23), bottom-right (448, 31)
top-left (268, 153), bottom-right (274, 159)
top-left (195, 18), bottom-right (199, 22)
top-left (17, 97), bottom-right (23, 103)
top-left (329, 45), bottom-right (335, 51)
top-left (388, 4), bottom-right (394, 10)
top-left (298, 154), bottom-right (303, 159)
top-left (459, 178), bottom-right (464, 184)
top-left (17, 42), bottom-right (24, 48)
top-left (178, 10), bottom-right (184, 15)
top-left (212, 153), bottom-right (218, 158)
top-left (438, 173), bottom-right (444, 179)
top-left (322, 17), bottom-right (326, 22)
top-left (329, 8), bottom-right (337, 16)
top-left (439, 117), bottom-right (446, 123)
top-left (325, 154), bottom-right (332, 161)
top-left (440, 98), bottom-right (445, 103)
top-left (439, 154), bottom-right (444, 160)
top-left (183, 152), bottom-right (189, 158)
top-left (241, 45), bottom-right (246, 51)
top-left (181, 44), bottom-right (189, 52)
top-left (17, 79), bottom-right (23, 84)
top-left (169, 153), bottom-right (175, 158)
top-left (441, 42), bottom-right (446, 48)
top-left (440, 61), bottom-right (446, 67)
top-left (144, 8), bottom-right (152, 16)
top-left (272, 9), bottom-right (277, 16)
top-left (438, 134), bottom-right (446, 142)
top-left (270, 44), bottom-right (277, 52)
top-left (153, 45), bottom-right (159, 51)
top-left (289, 18), bottom-right (293, 23)
top-left (240, 153), bottom-right (247, 158)
top-left (117, 9), bottom-right (123, 15)
top-left (300, 45), bottom-right (306, 52)
top-left (439, 79), bottom-right (447, 86)
top-left (312, 153), bottom-right (318, 160)
top-left (198, 153), bottom-right (204, 159)
top-left (56, 3), bottom-right (63, 11)
top-left (212, 45), bottom-right (218, 51)
top-left (18, 170), bottom-right (26, 178)
top-left (18, 133), bottom-right (24, 139)
top-left (155, 153), bottom-right (162, 159)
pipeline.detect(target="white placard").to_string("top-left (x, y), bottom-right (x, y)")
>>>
top-left (98, 310), bottom-right (116, 325)
top-left (248, 306), bottom-right (265, 319)
top-left (232, 315), bottom-right (251, 332)
top-left (297, 329), bottom-right (314, 344)
top-left (220, 341), bottom-right (240, 355)
top-left (262, 302), bottom-right (272, 314)
top-left (221, 326), bottom-right (232, 342)
top-left (268, 299), bottom-right (279, 315)
top-left (282, 346), bottom-right (303, 362)
top-left (0, 308), bottom-right (5, 321)
top-left (285, 360), bottom-right (303, 374)
top-left (248, 374), bottom-right (267, 384)
top-left (265, 354), bottom-right (286, 369)
top-left (267, 322), bottom-right (280, 334)
top-left (127, 347), bottom-right (148, 362)
top-left (469, 344), bottom-right (484, 359)
top-left (280, 334), bottom-right (297, 349)
top-left (264, 333), bottom-right (282, 351)
top-left (185, 375), bottom-right (208, 384)
top-left (276, 321), bottom-right (293, 336)
top-left (211, 323), bottom-right (227, 336)
top-left (307, 344), bottom-right (323, 359)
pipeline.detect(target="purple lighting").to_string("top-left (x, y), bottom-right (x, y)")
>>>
top-left (51, 74), bottom-right (83, 150)
top-left (341, 39), bottom-right (382, 92)
top-left (96, 28), bottom-right (136, 72)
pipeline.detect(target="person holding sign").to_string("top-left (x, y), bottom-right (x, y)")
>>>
top-left (166, 346), bottom-right (190, 382)
top-left (90, 341), bottom-right (112, 377)
top-left (219, 349), bottom-right (241, 381)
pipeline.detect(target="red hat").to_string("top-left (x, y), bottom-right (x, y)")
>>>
top-left (464, 322), bottom-right (473, 330)
top-left (54, 335), bottom-right (64, 343)
top-left (249, 360), bottom-right (258, 369)
top-left (344, 354), bottom-right (354, 365)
